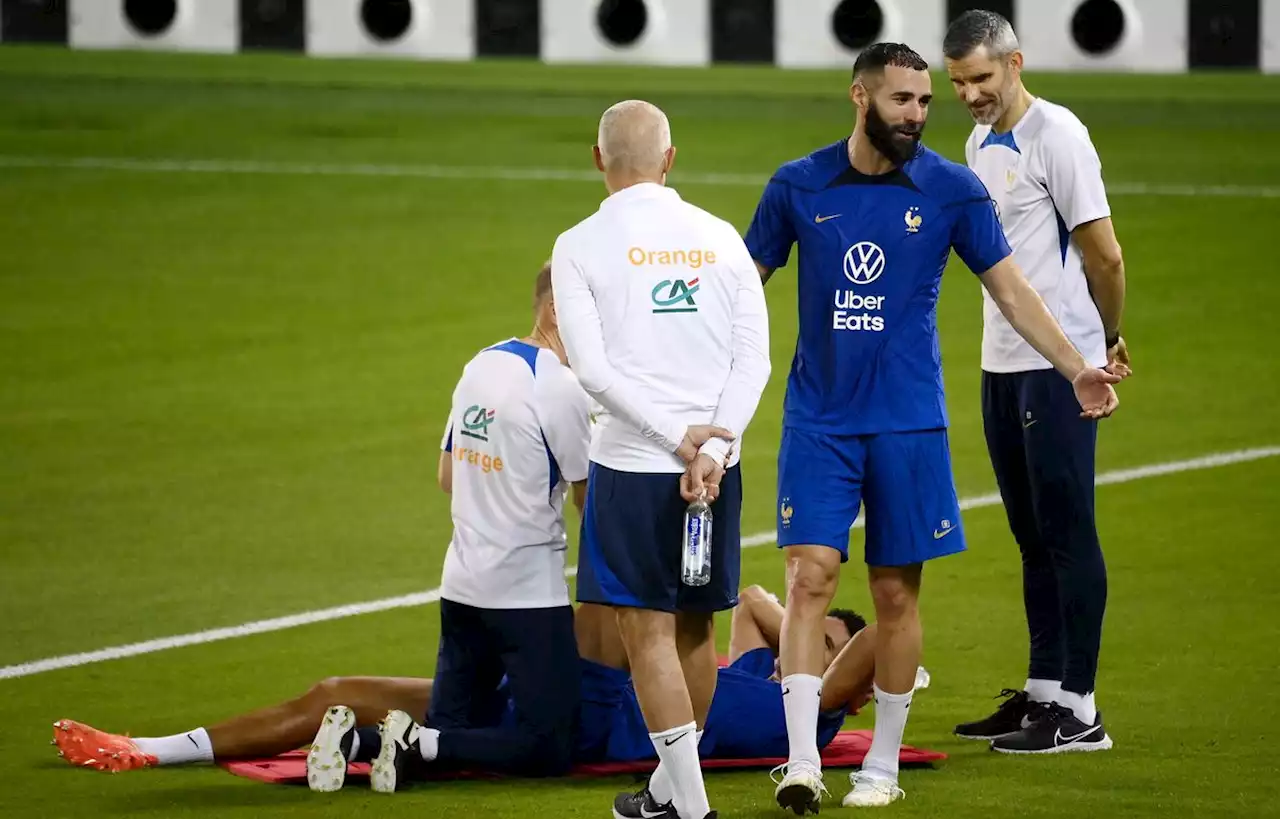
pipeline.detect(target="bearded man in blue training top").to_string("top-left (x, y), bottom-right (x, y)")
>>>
top-left (745, 42), bottom-right (1121, 811)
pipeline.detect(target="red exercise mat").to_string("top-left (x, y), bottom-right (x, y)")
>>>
top-left (219, 729), bottom-right (945, 785)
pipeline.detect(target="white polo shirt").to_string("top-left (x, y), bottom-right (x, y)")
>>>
top-left (966, 98), bottom-right (1112, 373)
top-left (551, 183), bottom-right (771, 474)
top-left (438, 338), bottom-right (591, 609)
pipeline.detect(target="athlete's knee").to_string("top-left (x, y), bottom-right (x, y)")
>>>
top-left (784, 546), bottom-right (840, 607)
top-left (305, 676), bottom-right (349, 707)
top-left (868, 566), bottom-right (921, 621)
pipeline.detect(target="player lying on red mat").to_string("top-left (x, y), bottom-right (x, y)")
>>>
top-left (52, 587), bottom-right (919, 784)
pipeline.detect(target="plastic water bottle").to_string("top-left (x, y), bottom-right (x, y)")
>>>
top-left (681, 492), bottom-right (713, 587)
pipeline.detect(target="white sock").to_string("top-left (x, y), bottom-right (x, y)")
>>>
top-left (782, 674), bottom-right (823, 770)
top-left (132, 727), bottom-right (214, 765)
top-left (348, 731), bottom-right (361, 761)
top-left (1056, 690), bottom-right (1097, 724)
top-left (649, 722), bottom-right (709, 819)
top-left (648, 730), bottom-right (702, 806)
top-left (417, 727), bottom-right (441, 762)
top-left (1025, 678), bottom-right (1062, 704)
top-left (861, 684), bottom-right (913, 782)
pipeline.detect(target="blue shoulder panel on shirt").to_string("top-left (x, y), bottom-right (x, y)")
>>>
top-left (488, 339), bottom-right (562, 496)
top-left (489, 339), bottom-right (540, 375)
top-left (771, 140), bottom-right (849, 191)
top-left (980, 129), bottom-right (1020, 154)
top-left (903, 146), bottom-right (993, 207)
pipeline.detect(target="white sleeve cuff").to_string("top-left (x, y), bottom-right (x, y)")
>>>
top-left (698, 437), bottom-right (731, 466)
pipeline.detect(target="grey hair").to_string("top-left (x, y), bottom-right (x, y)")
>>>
top-left (942, 9), bottom-right (1019, 60)
top-left (596, 100), bottom-right (672, 176)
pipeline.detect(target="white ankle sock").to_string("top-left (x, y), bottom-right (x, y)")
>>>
top-left (348, 731), bottom-right (361, 760)
top-left (782, 674), bottom-right (823, 770)
top-left (1056, 690), bottom-right (1097, 724)
top-left (861, 684), bottom-right (913, 782)
top-left (417, 727), bottom-right (441, 762)
top-left (1025, 678), bottom-right (1062, 704)
top-left (133, 727), bottom-right (214, 765)
top-left (649, 722), bottom-right (708, 819)
top-left (649, 730), bottom-right (702, 806)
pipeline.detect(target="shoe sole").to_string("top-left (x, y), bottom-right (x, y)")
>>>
top-left (775, 783), bottom-right (821, 816)
top-left (306, 705), bottom-right (354, 793)
top-left (992, 735), bottom-right (1114, 755)
top-left (370, 710), bottom-right (415, 794)
top-left (954, 730), bottom-right (1021, 741)
top-left (842, 794), bottom-right (905, 808)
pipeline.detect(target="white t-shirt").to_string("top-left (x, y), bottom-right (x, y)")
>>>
top-left (966, 98), bottom-right (1112, 373)
top-left (438, 339), bottom-right (591, 609)
top-left (551, 183), bottom-right (771, 474)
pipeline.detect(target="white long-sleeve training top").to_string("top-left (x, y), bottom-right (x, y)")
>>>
top-left (551, 182), bottom-right (771, 474)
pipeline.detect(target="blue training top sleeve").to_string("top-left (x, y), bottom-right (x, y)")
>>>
top-left (948, 169), bottom-right (1012, 275)
top-left (744, 176), bottom-right (797, 272)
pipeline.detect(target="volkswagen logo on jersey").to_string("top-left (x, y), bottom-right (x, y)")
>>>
top-left (843, 242), bottom-right (886, 285)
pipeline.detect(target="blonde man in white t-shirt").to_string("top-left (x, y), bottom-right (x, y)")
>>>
top-left (364, 261), bottom-right (594, 792)
top-left (944, 10), bottom-right (1129, 757)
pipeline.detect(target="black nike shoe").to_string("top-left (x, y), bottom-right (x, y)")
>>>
top-left (370, 709), bottom-right (423, 793)
top-left (954, 689), bottom-right (1044, 741)
top-left (306, 705), bottom-right (358, 793)
top-left (991, 703), bottom-right (1113, 754)
top-left (612, 784), bottom-right (678, 819)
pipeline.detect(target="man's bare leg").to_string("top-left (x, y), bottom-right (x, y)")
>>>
top-left (641, 611), bottom-right (719, 814)
top-left (677, 612), bottom-right (718, 729)
top-left (857, 565), bottom-right (922, 788)
top-left (207, 676), bottom-right (431, 760)
top-left (55, 676), bottom-right (431, 771)
top-left (617, 607), bottom-right (709, 819)
top-left (779, 546), bottom-right (841, 762)
top-left (774, 545), bottom-right (842, 813)
top-left (575, 601), bottom-right (630, 671)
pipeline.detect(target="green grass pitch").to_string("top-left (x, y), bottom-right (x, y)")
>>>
top-left (0, 45), bottom-right (1278, 818)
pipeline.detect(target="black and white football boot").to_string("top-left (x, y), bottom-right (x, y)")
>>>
top-left (306, 705), bottom-right (357, 793)
top-left (612, 783), bottom-right (679, 819)
top-left (991, 702), bottom-right (1113, 754)
top-left (370, 709), bottom-right (424, 793)
top-left (954, 689), bottom-right (1044, 741)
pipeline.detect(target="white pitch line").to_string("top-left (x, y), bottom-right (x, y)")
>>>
top-left (1, 155), bottom-right (1279, 198)
top-left (1, 445), bottom-right (1277, 682)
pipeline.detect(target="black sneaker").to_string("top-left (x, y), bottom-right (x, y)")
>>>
top-left (954, 689), bottom-right (1044, 741)
top-left (306, 705), bottom-right (357, 793)
top-left (991, 702), bottom-right (1113, 754)
top-left (612, 784), bottom-right (678, 819)
top-left (370, 709), bottom-right (423, 793)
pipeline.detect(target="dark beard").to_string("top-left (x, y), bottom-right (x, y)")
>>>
top-left (865, 103), bottom-right (923, 167)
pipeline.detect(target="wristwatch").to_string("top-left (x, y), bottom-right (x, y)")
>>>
top-left (1105, 331), bottom-right (1121, 349)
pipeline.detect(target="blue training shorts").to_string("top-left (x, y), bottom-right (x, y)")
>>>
top-left (777, 427), bottom-right (966, 566)
top-left (702, 648), bottom-right (846, 759)
top-left (573, 658), bottom-right (634, 763)
top-left (577, 461), bottom-right (742, 613)
top-left (597, 649), bottom-right (846, 763)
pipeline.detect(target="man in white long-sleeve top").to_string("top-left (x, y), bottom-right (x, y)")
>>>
top-left (551, 99), bottom-right (772, 819)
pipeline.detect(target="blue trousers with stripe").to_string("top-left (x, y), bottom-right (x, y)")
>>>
top-left (982, 369), bottom-right (1108, 695)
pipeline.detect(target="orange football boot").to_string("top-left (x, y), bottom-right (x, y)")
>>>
top-left (52, 719), bottom-right (158, 773)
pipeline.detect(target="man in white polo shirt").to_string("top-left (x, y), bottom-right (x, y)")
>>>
top-left (552, 100), bottom-right (771, 819)
top-left (944, 10), bottom-right (1129, 756)
top-left (343, 261), bottom-right (594, 793)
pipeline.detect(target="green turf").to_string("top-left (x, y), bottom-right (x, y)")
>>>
top-left (0, 45), bottom-right (1277, 818)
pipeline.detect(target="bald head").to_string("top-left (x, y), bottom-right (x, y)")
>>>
top-left (595, 100), bottom-right (673, 179)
